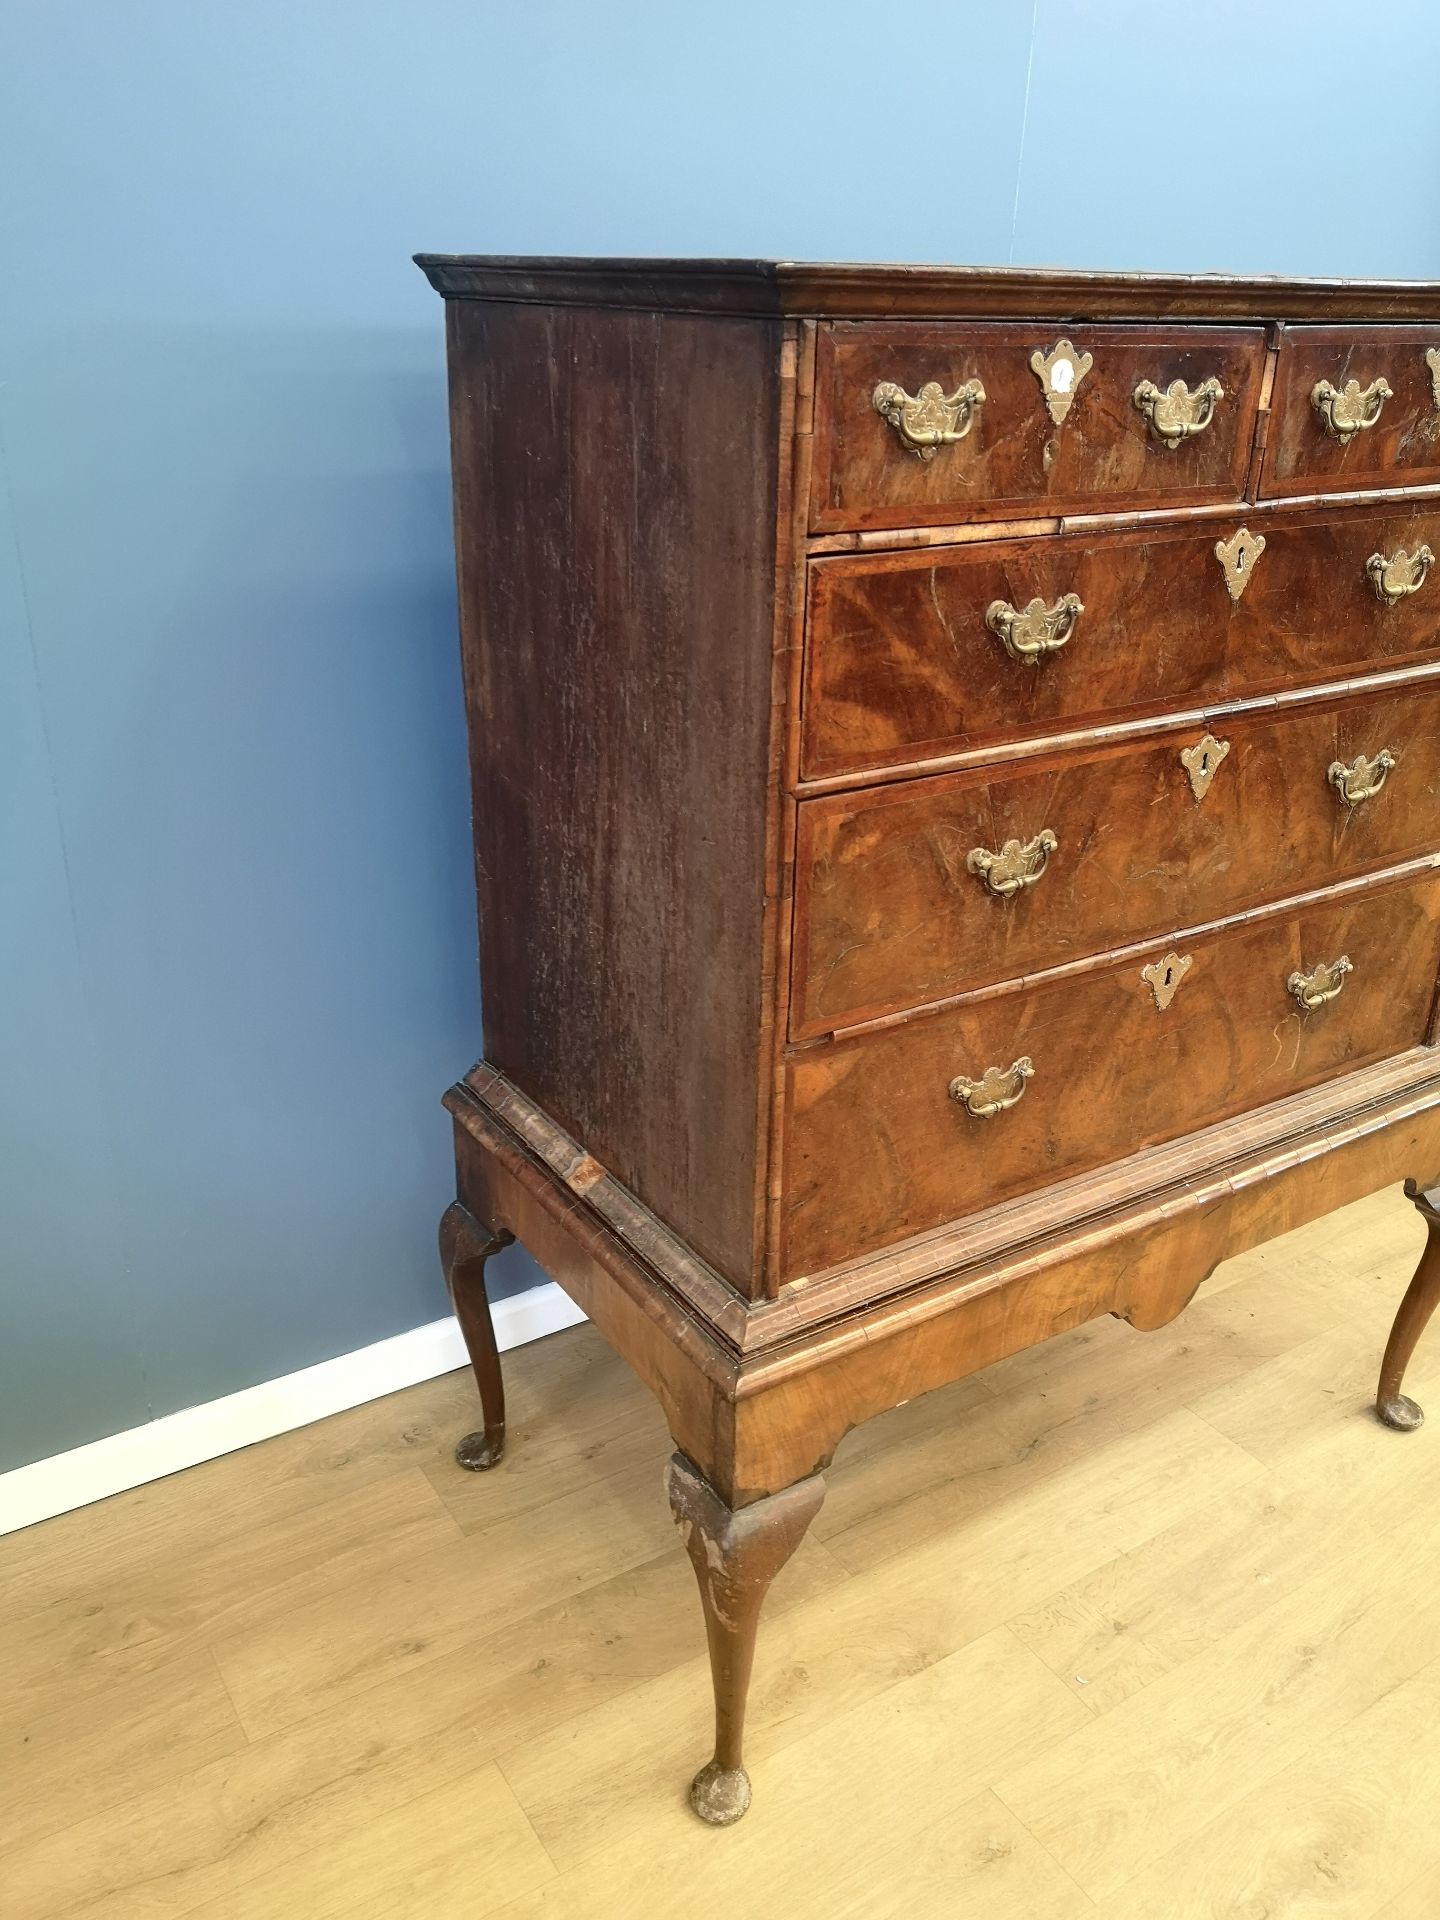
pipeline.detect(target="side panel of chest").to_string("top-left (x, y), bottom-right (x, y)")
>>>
top-left (445, 300), bottom-right (785, 1292)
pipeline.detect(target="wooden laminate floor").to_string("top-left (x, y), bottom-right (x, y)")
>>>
top-left (6, 1185), bottom-right (1440, 1918)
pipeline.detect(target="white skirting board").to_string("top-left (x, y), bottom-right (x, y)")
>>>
top-left (0, 1282), bottom-right (586, 1539)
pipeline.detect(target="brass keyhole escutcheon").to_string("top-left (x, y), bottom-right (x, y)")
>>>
top-left (1214, 526), bottom-right (1265, 603)
top-left (1141, 951), bottom-right (1193, 1012)
top-left (1180, 733), bottom-right (1231, 804)
top-left (1030, 338), bottom-right (1094, 427)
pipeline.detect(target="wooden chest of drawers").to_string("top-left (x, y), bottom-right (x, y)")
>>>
top-left (418, 257), bottom-right (1440, 1826)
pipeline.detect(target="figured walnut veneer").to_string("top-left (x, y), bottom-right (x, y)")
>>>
top-left (419, 258), bottom-right (1440, 1825)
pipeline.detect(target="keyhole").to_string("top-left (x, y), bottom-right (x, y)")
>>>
top-left (1235, 547), bottom-right (1246, 572)
top-left (1199, 752), bottom-right (1211, 776)
top-left (1164, 965), bottom-right (1175, 988)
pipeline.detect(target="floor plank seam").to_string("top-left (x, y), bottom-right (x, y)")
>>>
top-left (986, 1780), bottom-right (1102, 1911)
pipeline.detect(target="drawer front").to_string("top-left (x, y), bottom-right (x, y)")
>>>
top-left (1261, 324), bottom-right (1440, 497)
top-left (804, 505), bottom-right (1440, 779)
top-left (811, 322), bottom-right (1266, 533)
top-left (782, 872), bottom-right (1440, 1280)
top-left (793, 685), bottom-right (1440, 1037)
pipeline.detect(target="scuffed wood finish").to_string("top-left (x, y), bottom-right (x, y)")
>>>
top-left (783, 873), bottom-right (1440, 1280)
top-left (446, 1055), bottom-right (1440, 1501)
top-left (793, 685), bottom-right (1440, 1035)
top-left (426, 260), bottom-right (1440, 1826)
top-left (445, 299), bottom-right (784, 1294)
top-left (1262, 324), bottom-right (1440, 497)
top-left (31, 1188), bottom-right (1440, 1919)
top-left (763, 1049), bottom-right (1440, 1338)
top-left (803, 502), bottom-right (1440, 779)
top-left (416, 255), bottom-right (1440, 323)
top-left (438, 1202), bottom-right (513, 1470)
top-left (1377, 1180), bottom-right (1440, 1429)
top-left (449, 1049), bottom-right (1440, 1354)
top-left (811, 322), bottom-right (1265, 532)
top-left (665, 1453), bottom-right (825, 1825)
top-left (735, 1096), bottom-right (1440, 1495)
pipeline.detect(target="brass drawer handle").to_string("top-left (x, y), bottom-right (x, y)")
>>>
top-left (1367, 544), bottom-right (1434, 606)
top-left (1133, 376), bottom-right (1224, 447)
top-left (1329, 749), bottom-right (1396, 806)
top-left (949, 1056), bottom-right (1034, 1119)
top-left (1427, 347), bottom-right (1440, 410)
top-left (872, 378), bottom-right (986, 459)
top-left (1287, 955), bottom-right (1353, 1012)
top-left (967, 830), bottom-right (1058, 899)
top-left (985, 592), bottom-right (1084, 664)
top-left (1312, 376), bottom-right (1392, 443)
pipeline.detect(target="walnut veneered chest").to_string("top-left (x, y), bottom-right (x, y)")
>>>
top-left (418, 257), bottom-right (1440, 1825)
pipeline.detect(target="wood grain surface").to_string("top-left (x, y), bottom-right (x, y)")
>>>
top-left (416, 254), bottom-right (1440, 322)
top-left (803, 502), bottom-right (1440, 779)
top-left (810, 322), bottom-right (1266, 531)
top-left (1262, 323), bottom-right (1440, 496)
top-left (11, 1186), bottom-right (1440, 1917)
top-left (445, 299), bottom-right (784, 1292)
top-left (782, 872), bottom-right (1440, 1280)
top-left (792, 684), bottom-right (1440, 1035)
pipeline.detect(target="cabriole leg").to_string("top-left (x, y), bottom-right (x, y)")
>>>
top-left (439, 1201), bottom-right (514, 1469)
top-left (665, 1451), bottom-right (825, 1827)
top-left (1378, 1181), bottom-right (1440, 1432)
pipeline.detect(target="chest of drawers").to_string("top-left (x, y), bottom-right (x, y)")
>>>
top-left (418, 257), bottom-right (1440, 1826)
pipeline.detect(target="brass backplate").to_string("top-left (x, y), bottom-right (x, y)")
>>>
top-left (1214, 526), bottom-right (1265, 603)
top-left (1030, 338), bottom-right (1094, 426)
top-left (1180, 733), bottom-right (1231, 803)
top-left (1141, 951), bottom-right (1193, 1012)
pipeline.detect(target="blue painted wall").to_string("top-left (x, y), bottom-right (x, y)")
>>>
top-left (4, 0), bottom-right (1439, 1472)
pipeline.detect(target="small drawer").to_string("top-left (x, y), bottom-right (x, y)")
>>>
top-left (810, 321), bottom-right (1266, 533)
top-left (804, 503), bottom-right (1440, 780)
top-left (792, 684), bottom-right (1440, 1037)
top-left (781, 871), bottom-right (1440, 1281)
top-left (1260, 324), bottom-right (1440, 497)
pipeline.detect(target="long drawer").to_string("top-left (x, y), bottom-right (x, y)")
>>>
top-left (781, 870), bottom-right (1440, 1281)
top-left (810, 321), bottom-right (1266, 532)
top-left (803, 504), bottom-right (1440, 780)
top-left (792, 683), bottom-right (1440, 1037)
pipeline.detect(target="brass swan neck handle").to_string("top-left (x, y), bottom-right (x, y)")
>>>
top-left (1288, 955), bottom-right (1353, 1012)
top-left (1367, 545), bottom-right (1433, 607)
top-left (966, 831), bottom-right (1058, 899)
top-left (949, 1057), bottom-right (1034, 1119)
top-left (1329, 750), bottom-right (1396, 807)
top-left (872, 378), bottom-right (986, 458)
top-left (984, 593), bottom-right (1084, 664)
top-left (1133, 376), bottom-right (1224, 447)
top-left (1312, 376), bottom-right (1392, 442)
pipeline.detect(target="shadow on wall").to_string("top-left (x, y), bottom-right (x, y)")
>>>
top-left (1, 320), bottom-right (546, 1470)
